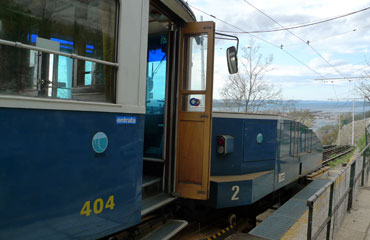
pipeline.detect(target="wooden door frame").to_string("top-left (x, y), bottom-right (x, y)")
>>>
top-left (175, 21), bottom-right (215, 200)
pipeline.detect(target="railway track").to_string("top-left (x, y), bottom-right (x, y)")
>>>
top-left (322, 145), bottom-right (353, 165)
top-left (308, 145), bottom-right (354, 180)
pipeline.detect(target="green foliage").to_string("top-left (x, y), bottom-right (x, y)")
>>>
top-left (286, 109), bottom-right (315, 128)
top-left (327, 152), bottom-right (353, 168)
top-left (317, 124), bottom-right (338, 145)
top-left (357, 133), bottom-right (366, 151)
top-left (339, 111), bottom-right (370, 126)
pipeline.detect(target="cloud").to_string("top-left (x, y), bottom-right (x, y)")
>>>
top-left (187, 0), bottom-right (370, 100)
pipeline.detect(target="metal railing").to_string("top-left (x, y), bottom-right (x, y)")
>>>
top-left (0, 38), bottom-right (118, 67)
top-left (306, 125), bottom-right (370, 240)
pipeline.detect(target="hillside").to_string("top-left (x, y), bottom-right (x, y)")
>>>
top-left (336, 118), bottom-right (370, 146)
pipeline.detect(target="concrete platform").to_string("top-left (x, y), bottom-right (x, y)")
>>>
top-left (336, 178), bottom-right (370, 240)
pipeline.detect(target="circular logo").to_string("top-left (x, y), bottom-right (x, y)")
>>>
top-left (92, 132), bottom-right (109, 153)
top-left (256, 133), bottom-right (263, 144)
top-left (190, 98), bottom-right (201, 106)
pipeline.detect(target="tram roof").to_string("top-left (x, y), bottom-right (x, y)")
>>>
top-left (159, 0), bottom-right (196, 22)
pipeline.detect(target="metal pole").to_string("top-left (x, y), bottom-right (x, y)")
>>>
top-left (362, 142), bottom-right (366, 186)
top-left (352, 99), bottom-right (355, 146)
top-left (363, 128), bottom-right (369, 186)
top-left (326, 183), bottom-right (334, 240)
top-left (348, 162), bottom-right (356, 211)
top-left (363, 97), bottom-right (366, 120)
top-left (307, 201), bottom-right (314, 240)
top-left (338, 115), bottom-right (341, 145)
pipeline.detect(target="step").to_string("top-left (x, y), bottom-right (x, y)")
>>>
top-left (141, 193), bottom-right (176, 216)
top-left (142, 176), bottom-right (161, 188)
top-left (142, 220), bottom-right (188, 240)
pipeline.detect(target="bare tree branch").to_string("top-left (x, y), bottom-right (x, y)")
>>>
top-left (220, 39), bottom-right (281, 113)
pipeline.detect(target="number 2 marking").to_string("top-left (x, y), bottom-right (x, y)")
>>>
top-left (231, 185), bottom-right (240, 200)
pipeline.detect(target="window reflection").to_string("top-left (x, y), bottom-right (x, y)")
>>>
top-left (0, 0), bottom-right (117, 102)
top-left (183, 34), bottom-right (208, 91)
top-left (144, 35), bottom-right (167, 159)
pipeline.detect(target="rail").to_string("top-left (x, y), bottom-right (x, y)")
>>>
top-left (0, 38), bottom-right (119, 67)
top-left (322, 146), bottom-right (353, 165)
top-left (306, 125), bottom-right (370, 240)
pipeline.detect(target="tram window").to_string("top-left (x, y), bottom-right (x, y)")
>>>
top-left (290, 122), bottom-right (300, 157)
top-left (144, 35), bottom-right (168, 159)
top-left (0, 0), bottom-right (117, 103)
top-left (183, 34), bottom-right (208, 91)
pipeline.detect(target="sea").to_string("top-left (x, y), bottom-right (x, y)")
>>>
top-left (213, 100), bottom-right (370, 130)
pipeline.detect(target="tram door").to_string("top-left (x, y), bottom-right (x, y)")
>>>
top-left (175, 22), bottom-right (215, 200)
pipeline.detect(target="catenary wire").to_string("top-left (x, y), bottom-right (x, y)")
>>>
top-left (217, 6), bottom-right (370, 34)
top-left (241, 0), bottom-right (348, 79)
top-left (187, 3), bottom-right (328, 79)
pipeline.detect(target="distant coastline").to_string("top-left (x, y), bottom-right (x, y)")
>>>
top-left (213, 99), bottom-right (370, 130)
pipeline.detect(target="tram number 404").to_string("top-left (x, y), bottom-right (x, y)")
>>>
top-left (80, 195), bottom-right (115, 216)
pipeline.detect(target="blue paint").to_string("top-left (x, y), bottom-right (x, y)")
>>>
top-left (209, 115), bottom-right (322, 209)
top-left (0, 108), bottom-right (144, 239)
top-left (211, 118), bottom-right (244, 175)
top-left (211, 118), bottom-right (277, 176)
top-left (210, 171), bottom-right (274, 208)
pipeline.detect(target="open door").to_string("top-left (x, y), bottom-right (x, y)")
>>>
top-left (175, 22), bottom-right (215, 200)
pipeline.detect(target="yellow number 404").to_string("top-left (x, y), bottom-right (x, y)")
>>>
top-left (80, 195), bottom-right (115, 216)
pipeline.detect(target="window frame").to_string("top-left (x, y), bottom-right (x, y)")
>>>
top-left (0, 0), bottom-right (120, 105)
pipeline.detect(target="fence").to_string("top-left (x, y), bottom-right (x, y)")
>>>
top-left (306, 125), bottom-right (370, 240)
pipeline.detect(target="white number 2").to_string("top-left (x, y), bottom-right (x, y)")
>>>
top-left (231, 185), bottom-right (240, 200)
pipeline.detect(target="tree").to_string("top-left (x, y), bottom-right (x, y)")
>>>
top-left (317, 124), bottom-right (338, 145)
top-left (220, 39), bottom-right (282, 113)
top-left (357, 57), bottom-right (370, 101)
top-left (286, 109), bottom-right (315, 128)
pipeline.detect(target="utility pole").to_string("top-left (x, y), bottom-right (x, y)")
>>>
top-left (328, 97), bottom-right (364, 146)
top-left (363, 97), bottom-right (366, 120)
top-left (338, 114), bottom-right (341, 145)
top-left (352, 99), bottom-right (355, 146)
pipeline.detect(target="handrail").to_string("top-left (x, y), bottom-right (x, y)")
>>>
top-left (306, 124), bottom-right (370, 240)
top-left (0, 38), bottom-right (118, 67)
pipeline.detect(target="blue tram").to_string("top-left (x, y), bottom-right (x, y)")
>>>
top-left (0, 0), bottom-right (322, 239)
top-left (209, 113), bottom-right (322, 208)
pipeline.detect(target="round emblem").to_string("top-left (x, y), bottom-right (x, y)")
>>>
top-left (189, 98), bottom-right (201, 106)
top-left (256, 133), bottom-right (263, 144)
top-left (92, 132), bottom-right (109, 153)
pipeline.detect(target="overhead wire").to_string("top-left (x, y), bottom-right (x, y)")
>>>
top-left (241, 25), bottom-right (370, 49)
top-left (241, 0), bottom-right (348, 80)
top-left (216, 6), bottom-right (370, 34)
top-left (188, 3), bottom-right (327, 79)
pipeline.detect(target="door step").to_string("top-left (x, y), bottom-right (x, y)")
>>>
top-left (142, 175), bottom-right (161, 188)
top-left (141, 193), bottom-right (176, 216)
top-left (142, 220), bottom-right (188, 240)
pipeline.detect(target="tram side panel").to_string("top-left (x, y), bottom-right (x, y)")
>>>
top-left (209, 115), bottom-right (277, 208)
top-left (209, 115), bottom-right (323, 208)
top-left (0, 108), bottom-right (144, 239)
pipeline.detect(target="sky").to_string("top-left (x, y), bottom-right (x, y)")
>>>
top-left (186, 0), bottom-right (370, 101)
